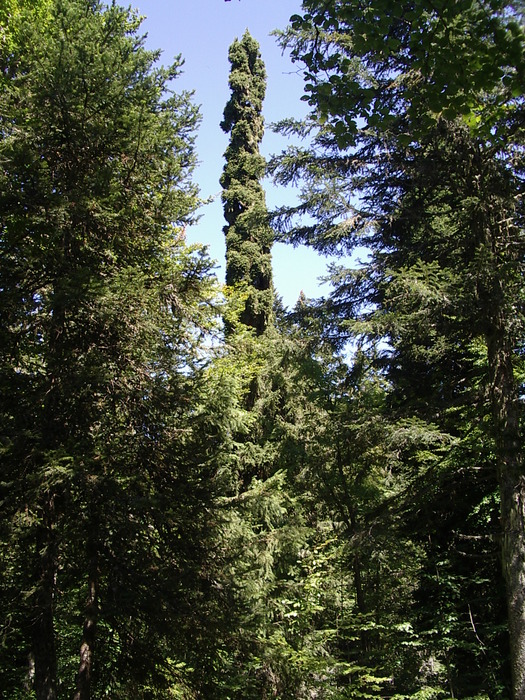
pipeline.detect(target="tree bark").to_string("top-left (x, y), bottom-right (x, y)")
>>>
top-left (73, 541), bottom-right (99, 700)
top-left (487, 321), bottom-right (525, 700)
top-left (31, 496), bottom-right (58, 700)
top-left (500, 468), bottom-right (525, 699)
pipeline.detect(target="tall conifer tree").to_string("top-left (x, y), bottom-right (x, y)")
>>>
top-left (271, 1), bottom-right (524, 696)
top-left (0, 2), bottom-right (223, 697)
top-left (220, 31), bottom-right (273, 335)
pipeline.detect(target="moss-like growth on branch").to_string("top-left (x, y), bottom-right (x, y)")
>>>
top-left (220, 31), bottom-right (273, 335)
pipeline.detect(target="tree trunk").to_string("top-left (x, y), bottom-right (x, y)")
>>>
top-left (487, 322), bottom-right (525, 700)
top-left (73, 542), bottom-right (99, 700)
top-left (353, 552), bottom-right (371, 654)
top-left (500, 468), bottom-right (525, 699)
top-left (31, 497), bottom-right (58, 700)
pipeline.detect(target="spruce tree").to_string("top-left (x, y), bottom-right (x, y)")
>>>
top-left (271, 1), bottom-right (524, 696)
top-left (0, 2), bottom-right (224, 697)
top-left (213, 34), bottom-right (338, 698)
top-left (220, 30), bottom-right (273, 335)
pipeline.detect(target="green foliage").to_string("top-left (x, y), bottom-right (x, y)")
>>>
top-left (0, 0), bottom-right (53, 59)
top-left (284, 0), bottom-right (525, 146)
top-left (1, 0), bottom-right (522, 697)
top-left (0, 1), bottom-right (226, 697)
top-left (270, 0), bottom-right (522, 696)
top-left (220, 31), bottom-right (274, 335)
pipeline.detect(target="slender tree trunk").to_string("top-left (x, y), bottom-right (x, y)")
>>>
top-left (353, 553), bottom-right (371, 654)
top-left (74, 535), bottom-right (99, 700)
top-left (31, 496), bottom-right (58, 700)
top-left (487, 320), bottom-right (525, 700)
top-left (500, 468), bottom-right (525, 699)
top-left (31, 280), bottom-right (66, 700)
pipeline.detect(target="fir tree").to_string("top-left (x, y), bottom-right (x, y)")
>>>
top-left (0, 2), bottom-right (223, 697)
top-left (271, 1), bottom-right (524, 696)
top-left (220, 30), bottom-right (273, 335)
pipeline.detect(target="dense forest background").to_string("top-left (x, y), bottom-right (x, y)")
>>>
top-left (1, 1), bottom-right (524, 698)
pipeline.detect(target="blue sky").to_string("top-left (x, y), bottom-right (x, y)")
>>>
top-left (135, 0), bottom-right (335, 308)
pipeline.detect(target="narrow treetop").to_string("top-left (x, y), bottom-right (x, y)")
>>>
top-left (221, 30), bottom-right (266, 143)
top-left (220, 31), bottom-right (273, 335)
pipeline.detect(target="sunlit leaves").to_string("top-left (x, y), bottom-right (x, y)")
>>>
top-left (287, 0), bottom-right (525, 146)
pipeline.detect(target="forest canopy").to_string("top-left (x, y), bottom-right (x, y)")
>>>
top-left (1, 1), bottom-right (524, 699)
